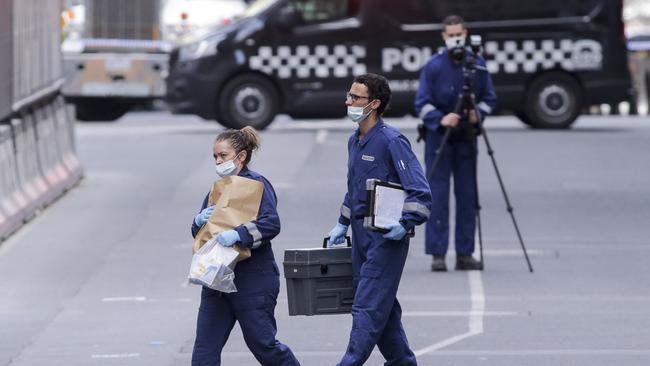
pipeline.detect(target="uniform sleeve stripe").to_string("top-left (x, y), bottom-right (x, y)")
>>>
top-left (244, 222), bottom-right (263, 242)
top-left (403, 202), bottom-right (431, 218)
top-left (478, 102), bottom-right (492, 114)
top-left (251, 240), bottom-right (262, 249)
top-left (341, 205), bottom-right (351, 219)
top-left (419, 104), bottom-right (436, 119)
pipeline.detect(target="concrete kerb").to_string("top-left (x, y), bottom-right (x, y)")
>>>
top-left (33, 100), bottom-right (68, 200)
top-left (52, 95), bottom-right (83, 186)
top-left (11, 114), bottom-right (49, 217)
top-left (0, 123), bottom-right (24, 240)
top-left (0, 96), bottom-right (84, 243)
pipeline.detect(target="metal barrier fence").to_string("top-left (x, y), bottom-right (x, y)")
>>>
top-left (0, 0), bottom-right (12, 120)
top-left (12, 0), bottom-right (64, 111)
top-left (0, 0), bottom-right (83, 242)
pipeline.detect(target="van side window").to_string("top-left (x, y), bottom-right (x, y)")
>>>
top-left (379, 0), bottom-right (431, 25)
top-left (412, 0), bottom-right (601, 23)
top-left (383, 0), bottom-right (601, 25)
top-left (291, 0), bottom-right (359, 23)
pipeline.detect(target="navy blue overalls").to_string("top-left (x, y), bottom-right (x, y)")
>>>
top-left (190, 167), bottom-right (299, 366)
top-left (414, 49), bottom-right (497, 257)
top-left (336, 119), bottom-right (432, 366)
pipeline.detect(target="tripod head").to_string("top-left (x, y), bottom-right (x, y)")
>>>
top-left (452, 35), bottom-right (487, 118)
top-left (449, 35), bottom-right (483, 67)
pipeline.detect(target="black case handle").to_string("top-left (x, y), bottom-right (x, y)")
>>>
top-left (322, 236), bottom-right (351, 248)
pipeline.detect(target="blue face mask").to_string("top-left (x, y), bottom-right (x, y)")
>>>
top-left (215, 152), bottom-right (242, 178)
top-left (347, 102), bottom-right (373, 123)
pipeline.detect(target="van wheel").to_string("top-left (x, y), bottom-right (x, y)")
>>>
top-left (525, 72), bottom-right (582, 129)
top-left (218, 75), bottom-right (279, 130)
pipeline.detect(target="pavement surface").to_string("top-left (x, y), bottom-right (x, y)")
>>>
top-left (1, 112), bottom-right (649, 366)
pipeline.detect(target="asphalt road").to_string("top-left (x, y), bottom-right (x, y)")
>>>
top-left (1, 112), bottom-right (649, 366)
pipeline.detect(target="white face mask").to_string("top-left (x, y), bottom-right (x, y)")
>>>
top-left (215, 153), bottom-right (241, 177)
top-left (445, 36), bottom-right (466, 50)
top-left (347, 102), bottom-right (372, 123)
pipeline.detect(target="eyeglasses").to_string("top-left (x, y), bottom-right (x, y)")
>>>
top-left (345, 92), bottom-right (370, 102)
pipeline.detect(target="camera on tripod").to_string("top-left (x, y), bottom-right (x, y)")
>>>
top-left (416, 35), bottom-right (485, 143)
top-left (449, 34), bottom-right (483, 66)
top-left (415, 32), bottom-right (534, 272)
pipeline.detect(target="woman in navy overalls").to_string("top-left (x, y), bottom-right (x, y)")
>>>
top-left (191, 127), bottom-right (300, 366)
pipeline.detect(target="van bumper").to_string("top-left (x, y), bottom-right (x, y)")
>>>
top-left (62, 52), bottom-right (168, 99)
top-left (583, 79), bottom-right (633, 105)
top-left (165, 59), bottom-right (224, 120)
top-left (495, 78), bottom-right (632, 112)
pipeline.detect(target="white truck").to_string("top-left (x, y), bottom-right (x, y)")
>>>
top-left (61, 0), bottom-right (171, 121)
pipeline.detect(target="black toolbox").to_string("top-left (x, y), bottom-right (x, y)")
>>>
top-left (283, 237), bottom-right (354, 316)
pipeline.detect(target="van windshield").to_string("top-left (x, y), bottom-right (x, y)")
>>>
top-left (243, 0), bottom-right (279, 18)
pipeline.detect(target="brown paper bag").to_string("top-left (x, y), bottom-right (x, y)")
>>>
top-left (192, 176), bottom-right (264, 261)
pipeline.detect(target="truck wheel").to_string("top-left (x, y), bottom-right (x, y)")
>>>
top-left (75, 99), bottom-right (130, 122)
top-left (218, 75), bottom-right (279, 130)
top-left (525, 72), bottom-right (582, 129)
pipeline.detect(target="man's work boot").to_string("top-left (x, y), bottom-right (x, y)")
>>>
top-left (431, 255), bottom-right (447, 272)
top-left (455, 255), bottom-right (484, 270)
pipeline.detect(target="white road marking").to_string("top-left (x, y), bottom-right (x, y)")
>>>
top-left (416, 349), bottom-right (650, 356)
top-left (315, 129), bottom-right (328, 144)
top-left (91, 353), bottom-right (140, 359)
top-left (396, 294), bottom-right (650, 302)
top-left (479, 249), bottom-right (542, 256)
top-left (408, 249), bottom-right (542, 259)
top-left (218, 349), bottom-right (650, 358)
top-left (403, 310), bottom-right (515, 317)
top-left (271, 119), bottom-right (418, 131)
top-left (76, 115), bottom-right (650, 137)
top-left (101, 296), bottom-right (147, 302)
top-left (414, 271), bottom-right (485, 357)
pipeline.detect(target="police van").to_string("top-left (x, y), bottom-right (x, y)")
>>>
top-left (166, 0), bottom-right (631, 129)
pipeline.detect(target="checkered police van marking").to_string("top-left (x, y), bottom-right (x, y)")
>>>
top-left (249, 45), bottom-right (367, 79)
top-left (485, 39), bottom-right (603, 74)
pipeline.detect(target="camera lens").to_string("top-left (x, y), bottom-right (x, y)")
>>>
top-left (451, 47), bottom-right (464, 62)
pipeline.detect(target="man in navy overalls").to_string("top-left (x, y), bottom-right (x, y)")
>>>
top-left (329, 73), bottom-right (432, 366)
top-left (415, 15), bottom-right (497, 272)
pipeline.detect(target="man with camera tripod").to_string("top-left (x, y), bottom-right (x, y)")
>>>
top-left (415, 15), bottom-right (497, 272)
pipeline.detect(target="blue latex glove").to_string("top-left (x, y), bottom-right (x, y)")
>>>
top-left (383, 223), bottom-right (407, 241)
top-left (327, 223), bottom-right (348, 247)
top-left (194, 206), bottom-right (215, 227)
top-left (216, 229), bottom-right (240, 247)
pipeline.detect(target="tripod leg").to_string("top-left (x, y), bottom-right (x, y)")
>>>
top-left (426, 127), bottom-right (452, 183)
top-left (478, 125), bottom-right (534, 273)
top-left (427, 93), bottom-right (465, 182)
top-left (472, 141), bottom-right (484, 267)
top-left (467, 93), bottom-right (533, 272)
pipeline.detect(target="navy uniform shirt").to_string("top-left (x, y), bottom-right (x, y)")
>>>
top-left (414, 48), bottom-right (497, 132)
top-left (337, 118), bottom-right (432, 231)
